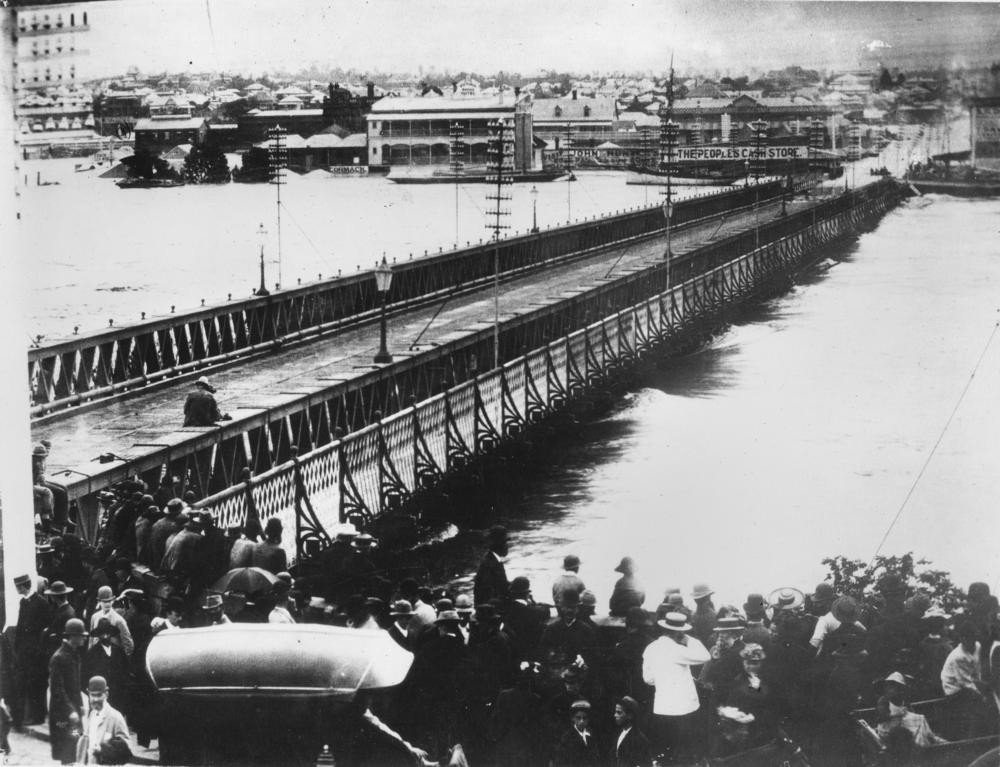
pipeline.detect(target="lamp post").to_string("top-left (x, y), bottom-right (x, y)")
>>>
top-left (744, 159), bottom-right (750, 187)
top-left (530, 184), bottom-right (539, 233)
top-left (373, 255), bottom-right (393, 364)
top-left (255, 223), bottom-right (270, 297)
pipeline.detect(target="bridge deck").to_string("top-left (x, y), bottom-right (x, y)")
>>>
top-left (35, 197), bottom-right (802, 489)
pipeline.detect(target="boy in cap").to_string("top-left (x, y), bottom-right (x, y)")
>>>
top-left (611, 696), bottom-right (651, 767)
top-left (554, 700), bottom-right (600, 767)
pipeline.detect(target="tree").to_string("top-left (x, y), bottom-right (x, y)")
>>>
top-left (821, 552), bottom-right (965, 614)
top-left (182, 143), bottom-right (230, 184)
top-left (121, 150), bottom-right (177, 180)
top-left (878, 68), bottom-right (894, 91)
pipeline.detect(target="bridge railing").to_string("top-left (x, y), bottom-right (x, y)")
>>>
top-left (192, 180), bottom-right (902, 558)
top-left (28, 183), bottom-right (782, 417)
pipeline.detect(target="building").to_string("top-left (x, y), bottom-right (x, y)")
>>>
top-left (531, 92), bottom-right (618, 144)
top-left (668, 93), bottom-right (830, 145)
top-left (236, 107), bottom-right (329, 145)
top-left (366, 92), bottom-right (533, 170)
top-left (133, 116), bottom-right (208, 154)
top-left (14, 2), bottom-right (90, 91)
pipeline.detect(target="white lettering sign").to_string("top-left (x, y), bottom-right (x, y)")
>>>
top-left (328, 165), bottom-right (369, 175)
top-left (674, 146), bottom-right (809, 162)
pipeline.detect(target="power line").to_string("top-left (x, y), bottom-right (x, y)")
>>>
top-left (870, 315), bottom-right (1000, 563)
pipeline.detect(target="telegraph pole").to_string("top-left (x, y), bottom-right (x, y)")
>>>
top-left (268, 126), bottom-right (287, 289)
top-left (486, 119), bottom-right (513, 369)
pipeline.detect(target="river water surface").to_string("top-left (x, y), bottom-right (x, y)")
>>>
top-left (17, 160), bottom-right (999, 611)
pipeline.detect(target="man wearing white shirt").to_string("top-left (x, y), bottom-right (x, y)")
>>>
top-left (642, 611), bottom-right (709, 763)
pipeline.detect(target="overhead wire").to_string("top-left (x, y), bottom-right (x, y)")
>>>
top-left (869, 315), bottom-right (1000, 564)
top-left (277, 201), bottom-right (337, 273)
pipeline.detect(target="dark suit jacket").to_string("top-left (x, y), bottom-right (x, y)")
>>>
top-left (16, 592), bottom-right (51, 658)
top-left (44, 602), bottom-right (76, 654)
top-left (502, 599), bottom-right (550, 660)
top-left (612, 726), bottom-right (652, 767)
top-left (474, 552), bottom-right (508, 605)
top-left (48, 642), bottom-right (82, 723)
top-left (554, 726), bottom-right (601, 767)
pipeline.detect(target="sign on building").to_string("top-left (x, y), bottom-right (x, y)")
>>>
top-left (675, 145), bottom-right (808, 162)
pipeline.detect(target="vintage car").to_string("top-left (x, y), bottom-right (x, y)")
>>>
top-left (853, 697), bottom-right (999, 767)
top-left (146, 623), bottom-right (413, 765)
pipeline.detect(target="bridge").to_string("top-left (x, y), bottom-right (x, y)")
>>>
top-left (31, 179), bottom-right (904, 554)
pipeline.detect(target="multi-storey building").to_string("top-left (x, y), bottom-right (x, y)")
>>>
top-left (14, 2), bottom-right (90, 92)
top-left (366, 92), bottom-right (533, 170)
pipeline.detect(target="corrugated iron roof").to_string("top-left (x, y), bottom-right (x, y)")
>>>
top-left (370, 95), bottom-right (517, 114)
top-left (134, 117), bottom-right (206, 132)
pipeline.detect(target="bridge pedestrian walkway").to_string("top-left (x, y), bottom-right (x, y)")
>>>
top-left (35, 196), bottom-right (799, 499)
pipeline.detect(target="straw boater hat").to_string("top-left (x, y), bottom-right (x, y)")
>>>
top-left (657, 612), bottom-right (692, 632)
top-left (714, 616), bottom-right (746, 633)
top-left (195, 376), bottom-right (216, 393)
top-left (570, 700), bottom-right (591, 712)
top-left (768, 587), bottom-right (805, 612)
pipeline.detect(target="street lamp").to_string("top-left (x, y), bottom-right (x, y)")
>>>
top-left (744, 159), bottom-right (750, 187)
top-left (255, 223), bottom-right (270, 297)
top-left (373, 255), bottom-right (393, 364)
top-left (530, 185), bottom-right (539, 233)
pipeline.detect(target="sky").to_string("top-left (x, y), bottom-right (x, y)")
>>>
top-left (77, 0), bottom-right (1000, 80)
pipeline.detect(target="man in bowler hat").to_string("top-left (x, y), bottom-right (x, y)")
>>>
top-left (49, 618), bottom-right (87, 764)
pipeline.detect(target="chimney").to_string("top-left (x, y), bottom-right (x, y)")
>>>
top-left (572, 89), bottom-right (577, 100)
top-left (366, 82), bottom-right (375, 99)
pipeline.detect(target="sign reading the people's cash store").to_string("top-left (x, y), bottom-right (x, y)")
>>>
top-left (676, 146), bottom-right (810, 161)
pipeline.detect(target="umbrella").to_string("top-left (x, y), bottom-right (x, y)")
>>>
top-left (213, 567), bottom-right (278, 595)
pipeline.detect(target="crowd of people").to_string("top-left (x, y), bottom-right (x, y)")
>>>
top-left (5, 474), bottom-right (1000, 766)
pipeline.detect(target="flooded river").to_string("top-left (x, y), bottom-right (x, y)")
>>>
top-left (17, 159), bottom-right (999, 611)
